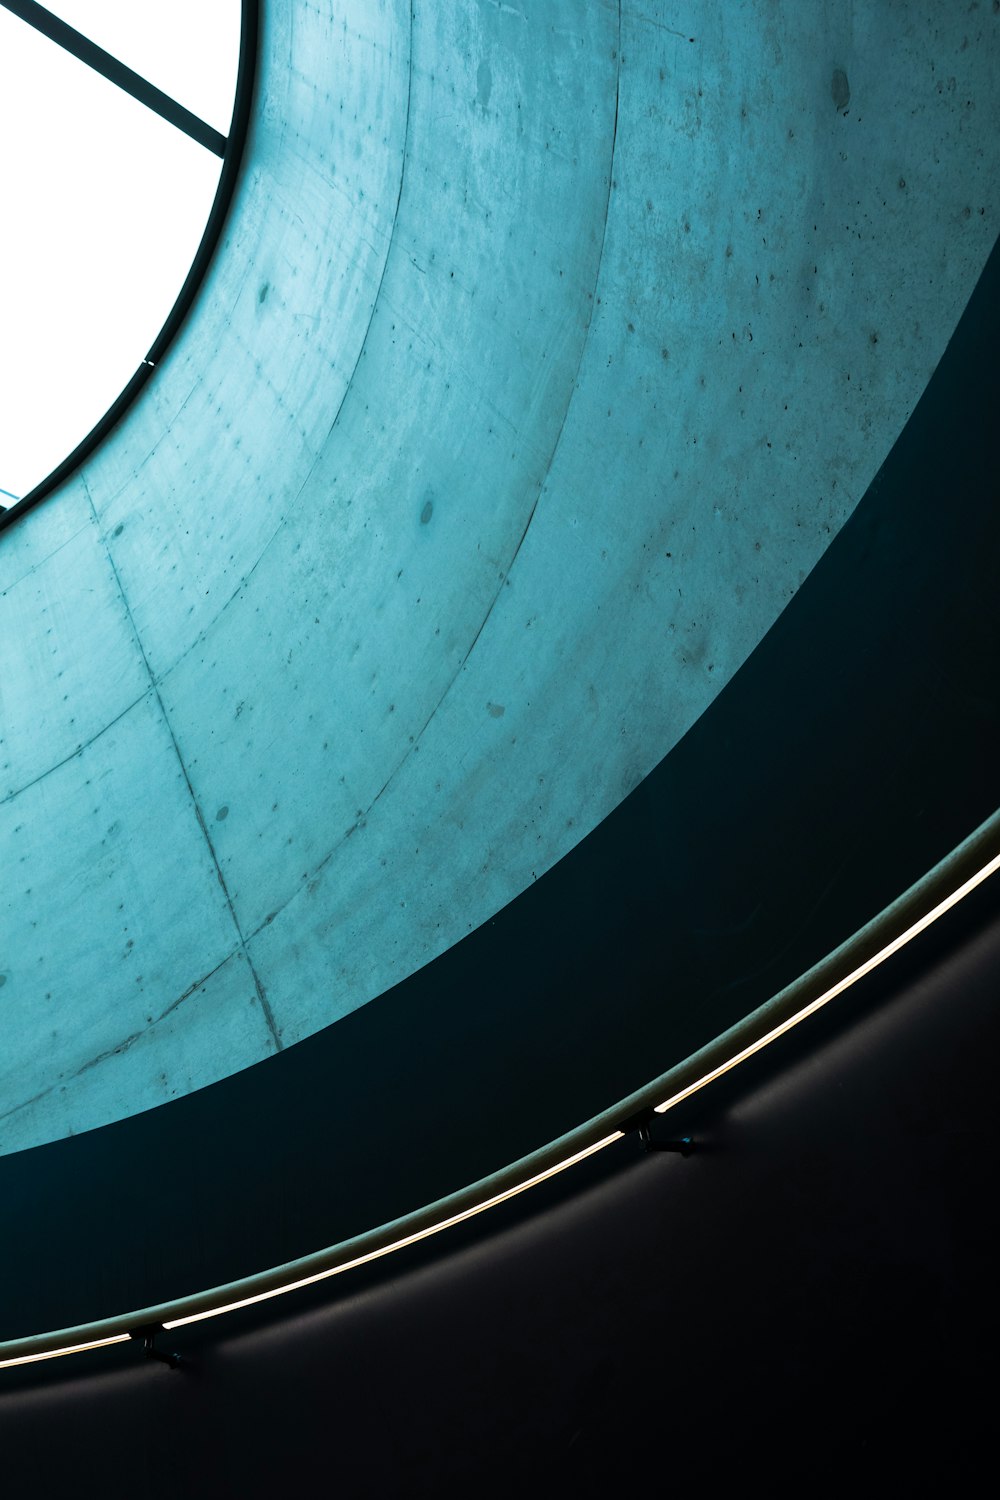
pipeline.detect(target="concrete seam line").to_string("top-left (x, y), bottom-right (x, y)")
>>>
top-left (2, 806), bottom-right (998, 1368)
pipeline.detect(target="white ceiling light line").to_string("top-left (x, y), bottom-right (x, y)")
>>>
top-left (0, 1133), bottom-right (626, 1368)
top-left (163, 1132), bottom-right (624, 1330)
top-left (2, 810), bottom-right (998, 1371)
top-left (654, 837), bottom-right (1000, 1117)
top-left (1, 1335), bottom-right (131, 1368)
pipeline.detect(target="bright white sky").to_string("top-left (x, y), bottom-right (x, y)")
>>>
top-left (0, 2), bottom-right (240, 501)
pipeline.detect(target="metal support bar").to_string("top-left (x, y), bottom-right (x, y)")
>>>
top-left (1, 0), bottom-right (227, 156)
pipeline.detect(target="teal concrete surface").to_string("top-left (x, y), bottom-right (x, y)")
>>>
top-left (1, 0), bottom-right (998, 1154)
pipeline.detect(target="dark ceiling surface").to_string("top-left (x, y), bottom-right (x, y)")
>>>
top-left (0, 225), bottom-right (997, 1342)
top-left (1, 853), bottom-right (996, 1496)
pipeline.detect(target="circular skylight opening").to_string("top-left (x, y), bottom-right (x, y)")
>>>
top-left (0, 1), bottom-right (241, 505)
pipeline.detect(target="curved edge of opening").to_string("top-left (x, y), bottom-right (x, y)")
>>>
top-left (3, 805), bottom-right (997, 1369)
top-left (0, 0), bottom-right (260, 536)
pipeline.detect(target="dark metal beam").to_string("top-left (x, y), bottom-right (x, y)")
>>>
top-left (0, 0), bottom-right (227, 156)
top-left (0, 0), bottom-right (257, 534)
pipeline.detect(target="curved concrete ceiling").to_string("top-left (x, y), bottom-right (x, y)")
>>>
top-left (2, 0), bottom-right (998, 1156)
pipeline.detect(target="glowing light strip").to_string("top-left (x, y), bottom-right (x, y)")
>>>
top-left (163, 1133), bottom-right (622, 1329)
top-left (2, 827), bottom-right (997, 1371)
top-left (0, 1335), bottom-right (129, 1368)
top-left (653, 846), bottom-right (1000, 1115)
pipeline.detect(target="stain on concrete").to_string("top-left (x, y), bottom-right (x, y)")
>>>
top-left (0, 973), bottom-right (7, 988)
top-left (216, 805), bottom-right (229, 821)
top-left (477, 61), bottom-right (492, 108)
top-left (258, 282), bottom-right (270, 305)
top-left (420, 497), bottom-right (434, 525)
top-left (831, 67), bottom-right (850, 113)
top-left (622, 765), bottom-right (643, 797)
top-left (487, 702), bottom-right (506, 718)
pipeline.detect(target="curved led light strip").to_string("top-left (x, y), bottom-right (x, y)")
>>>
top-left (3, 810), bottom-right (998, 1371)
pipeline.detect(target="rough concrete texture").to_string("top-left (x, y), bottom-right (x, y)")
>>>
top-left (1, 0), bottom-right (998, 1153)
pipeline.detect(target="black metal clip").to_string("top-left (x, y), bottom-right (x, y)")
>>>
top-left (618, 1109), bottom-right (695, 1155)
top-left (128, 1323), bottom-right (186, 1370)
top-left (637, 1121), bottom-right (695, 1155)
